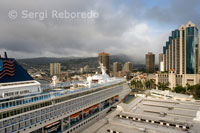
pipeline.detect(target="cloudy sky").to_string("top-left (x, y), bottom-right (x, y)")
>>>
top-left (0, 0), bottom-right (200, 63)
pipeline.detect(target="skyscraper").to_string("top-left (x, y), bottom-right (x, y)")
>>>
top-left (113, 62), bottom-right (122, 73)
top-left (123, 62), bottom-right (133, 72)
top-left (113, 62), bottom-right (123, 77)
top-left (162, 21), bottom-right (199, 74)
top-left (146, 52), bottom-right (155, 73)
top-left (98, 52), bottom-right (110, 74)
top-left (50, 63), bottom-right (61, 76)
top-left (159, 53), bottom-right (164, 71)
top-left (156, 21), bottom-right (200, 88)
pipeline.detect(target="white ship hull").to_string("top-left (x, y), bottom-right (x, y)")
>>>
top-left (0, 80), bottom-right (130, 133)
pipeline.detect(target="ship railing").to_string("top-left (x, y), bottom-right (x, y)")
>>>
top-left (0, 82), bottom-right (123, 133)
top-left (40, 82), bottom-right (72, 90)
top-left (0, 79), bottom-right (124, 111)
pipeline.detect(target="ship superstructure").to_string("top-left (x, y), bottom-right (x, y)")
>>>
top-left (0, 56), bottom-right (131, 133)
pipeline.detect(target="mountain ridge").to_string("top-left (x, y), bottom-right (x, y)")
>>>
top-left (17, 54), bottom-right (132, 65)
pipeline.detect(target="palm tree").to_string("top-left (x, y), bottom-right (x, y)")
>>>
top-left (157, 82), bottom-right (169, 90)
top-left (144, 80), bottom-right (150, 89)
top-left (164, 82), bottom-right (170, 90)
top-left (150, 79), bottom-right (156, 89)
top-left (136, 80), bottom-right (143, 89)
top-left (157, 82), bottom-right (162, 90)
top-left (131, 80), bottom-right (136, 88)
top-left (185, 83), bottom-right (190, 94)
top-left (144, 80), bottom-right (155, 89)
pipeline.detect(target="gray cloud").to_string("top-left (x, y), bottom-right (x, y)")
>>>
top-left (0, 0), bottom-right (199, 64)
top-left (144, 0), bottom-right (200, 26)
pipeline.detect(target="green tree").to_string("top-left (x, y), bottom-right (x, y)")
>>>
top-left (144, 79), bottom-right (155, 89)
top-left (144, 80), bottom-right (151, 89)
top-left (174, 86), bottom-right (186, 94)
top-left (131, 80), bottom-right (144, 89)
top-left (189, 84), bottom-right (200, 99)
top-left (173, 84), bottom-right (200, 100)
top-left (157, 82), bottom-right (170, 90)
top-left (194, 87), bottom-right (200, 99)
top-left (150, 79), bottom-right (156, 89)
top-left (136, 80), bottom-right (143, 89)
top-left (131, 80), bottom-right (136, 88)
top-left (185, 83), bottom-right (190, 94)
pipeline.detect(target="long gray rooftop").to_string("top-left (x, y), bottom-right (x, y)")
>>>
top-left (83, 96), bottom-right (200, 133)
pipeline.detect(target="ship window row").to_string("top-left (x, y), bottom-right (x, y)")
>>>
top-left (54, 85), bottom-right (121, 108)
top-left (4, 90), bottom-right (30, 97)
top-left (0, 110), bottom-right (67, 133)
top-left (0, 84), bottom-right (122, 124)
top-left (0, 86), bottom-right (121, 132)
top-left (0, 101), bottom-right (51, 119)
top-left (1, 91), bottom-right (118, 133)
top-left (0, 94), bottom-right (51, 110)
top-left (0, 81), bottom-right (124, 111)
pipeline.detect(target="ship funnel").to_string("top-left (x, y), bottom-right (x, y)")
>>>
top-left (4, 52), bottom-right (7, 58)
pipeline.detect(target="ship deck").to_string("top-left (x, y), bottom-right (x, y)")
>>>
top-left (0, 78), bottom-right (125, 111)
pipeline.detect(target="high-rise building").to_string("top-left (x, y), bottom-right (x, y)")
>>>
top-left (98, 52), bottom-right (110, 74)
top-left (156, 21), bottom-right (200, 89)
top-left (113, 62), bottom-right (122, 73)
top-left (80, 67), bottom-right (84, 74)
top-left (146, 52), bottom-right (155, 73)
top-left (50, 63), bottom-right (61, 76)
top-left (113, 62), bottom-right (123, 77)
top-left (159, 53), bottom-right (164, 71)
top-left (162, 21), bottom-right (199, 74)
top-left (84, 65), bottom-right (90, 73)
top-left (123, 62), bottom-right (133, 72)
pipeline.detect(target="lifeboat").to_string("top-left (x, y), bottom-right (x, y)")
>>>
top-left (83, 108), bottom-right (90, 113)
top-left (90, 104), bottom-right (98, 109)
top-left (70, 112), bottom-right (81, 119)
top-left (45, 121), bottom-right (60, 129)
top-left (44, 121), bottom-right (61, 133)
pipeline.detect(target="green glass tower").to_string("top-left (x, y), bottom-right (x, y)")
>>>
top-left (162, 21), bottom-right (199, 74)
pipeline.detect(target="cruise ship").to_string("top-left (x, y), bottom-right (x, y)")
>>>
top-left (0, 55), bottom-right (131, 133)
